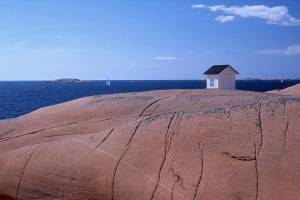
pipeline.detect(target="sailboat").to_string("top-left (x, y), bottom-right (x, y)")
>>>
top-left (106, 77), bottom-right (111, 87)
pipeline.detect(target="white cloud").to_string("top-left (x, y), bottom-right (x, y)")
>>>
top-left (215, 15), bottom-right (235, 23)
top-left (192, 4), bottom-right (300, 26)
top-left (154, 56), bottom-right (177, 60)
top-left (259, 44), bottom-right (300, 55)
top-left (192, 4), bottom-right (206, 8)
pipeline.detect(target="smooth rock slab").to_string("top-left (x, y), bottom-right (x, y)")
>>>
top-left (0, 89), bottom-right (300, 200)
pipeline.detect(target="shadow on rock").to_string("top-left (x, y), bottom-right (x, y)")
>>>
top-left (0, 194), bottom-right (14, 200)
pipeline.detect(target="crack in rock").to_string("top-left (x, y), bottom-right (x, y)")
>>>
top-left (0, 115), bottom-right (139, 143)
top-left (227, 109), bottom-right (232, 144)
top-left (167, 113), bottom-right (184, 153)
top-left (256, 103), bottom-right (263, 156)
top-left (175, 90), bottom-right (192, 97)
top-left (0, 122), bottom-right (77, 142)
top-left (43, 132), bottom-right (88, 138)
top-left (254, 103), bottom-right (264, 200)
top-left (223, 152), bottom-right (256, 161)
top-left (169, 167), bottom-right (183, 200)
top-left (150, 113), bottom-right (176, 200)
top-left (282, 100), bottom-right (289, 148)
top-left (61, 128), bottom-right (115, 199)
top-left (112, 119), bottom-right (143, 200)
top-left (16, 145), bottom-right (41, 200)
top-left (282, 99), bottom-right (288, 116)
top-left (96, 128), bottom-right (114, 149)
top-left (283, 120), bottom-right (289, 148)
top-left (139, 96), bottom-right (170, 117)
top-left (192, 143), bottom-right (205, 200)
top-left (254, 142), bottom-right (259, 200)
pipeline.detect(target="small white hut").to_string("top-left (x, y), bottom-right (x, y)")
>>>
top-left (203, 65), bottom-right (239, 90)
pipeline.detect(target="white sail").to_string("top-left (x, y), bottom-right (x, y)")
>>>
top-left (106, 78), bottom-right (111, 86)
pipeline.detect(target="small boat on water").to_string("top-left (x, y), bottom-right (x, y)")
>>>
top-left (106, 78), bottom-right (111, 87)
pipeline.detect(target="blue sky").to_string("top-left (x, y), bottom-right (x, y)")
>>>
top-left (0, 0), bottom-right (299, 80)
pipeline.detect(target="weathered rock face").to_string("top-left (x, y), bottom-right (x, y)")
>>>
top-left (268, 83), bottom-right (300, 96)
top-left (0, 89), bottom-right (300, 200)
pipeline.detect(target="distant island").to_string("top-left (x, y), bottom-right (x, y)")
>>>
top-left (49, 78), bottom-right (82, 83)
top-left (238, 78), bottom-right (300, 81)
top-left (238, 78), bottom-right (262, 81)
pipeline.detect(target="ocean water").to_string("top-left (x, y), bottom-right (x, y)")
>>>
top-left (0, 80), bottom-right (299, 120)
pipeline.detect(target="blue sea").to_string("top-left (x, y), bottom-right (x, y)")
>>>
top-left (0, 80), bottom-right (299, 120)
